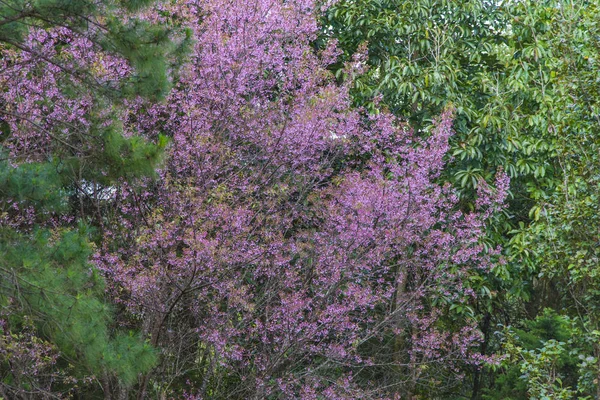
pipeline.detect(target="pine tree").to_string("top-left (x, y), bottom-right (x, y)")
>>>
top-left (0, 1), bottom-right (188, 397)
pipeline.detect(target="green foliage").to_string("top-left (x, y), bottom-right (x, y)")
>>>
top-left (56, 126), bottom-right (170, 187)
top-left (490, 311), bottom-right (589, 399)
top-left (0, 226), bottom-right (156, 385)
top-left (322, 0), bottom-right (514, 178)
top-left (0, 153), bottom-right (66, 214)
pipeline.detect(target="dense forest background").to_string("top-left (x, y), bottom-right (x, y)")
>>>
top-left (1, 0), bottom-right (600, 398)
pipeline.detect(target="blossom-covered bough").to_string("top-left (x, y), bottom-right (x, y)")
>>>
top-left (1, 0), bottom-right (508, 398)
top-left (97, 0), bottom-right (508, 397)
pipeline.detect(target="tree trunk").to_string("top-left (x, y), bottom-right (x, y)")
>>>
top-left (471, 312), bottom-right (491, 400)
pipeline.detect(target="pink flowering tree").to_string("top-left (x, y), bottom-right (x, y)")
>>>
top-left (95, 0), bottom-right (508, 398)
top-left (1, 0), bottom-right (507, 398)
